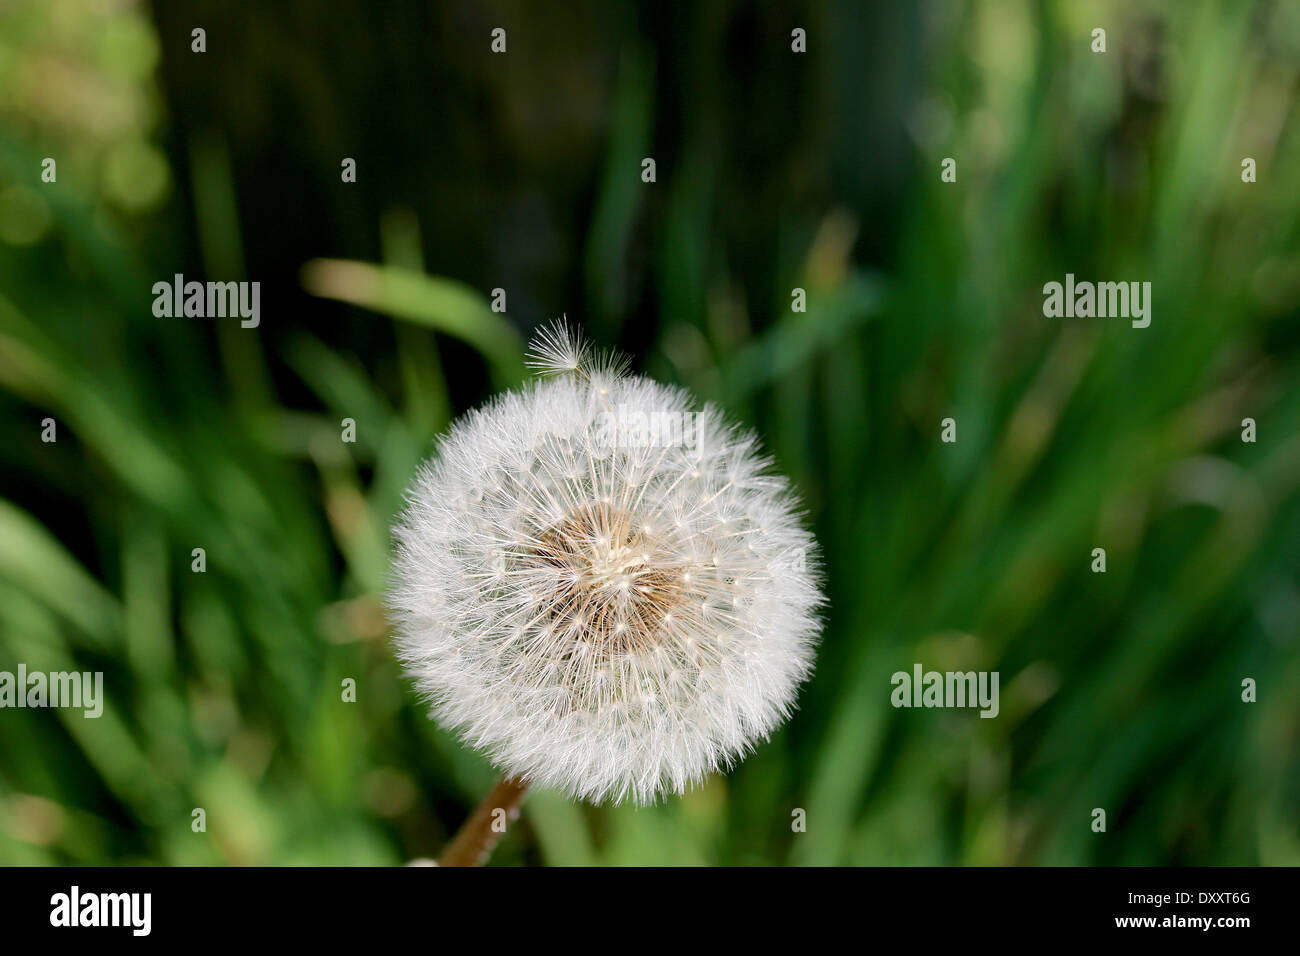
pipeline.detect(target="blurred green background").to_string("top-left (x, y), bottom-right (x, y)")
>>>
top-left (0, 0), bottom-right (1297, 866)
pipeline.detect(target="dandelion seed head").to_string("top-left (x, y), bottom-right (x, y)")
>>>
top-left (388, 322), bottom-right (823, 804)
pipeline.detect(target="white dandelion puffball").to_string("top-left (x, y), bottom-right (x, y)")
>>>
top-left (388, 324), bottom-right (823, 804)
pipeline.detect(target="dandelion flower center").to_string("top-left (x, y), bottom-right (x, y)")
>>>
top-left (526, 503), bottom-right (685, 656)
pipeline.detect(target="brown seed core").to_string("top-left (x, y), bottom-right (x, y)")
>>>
top-left (527, 502), bottom-right (685, 655)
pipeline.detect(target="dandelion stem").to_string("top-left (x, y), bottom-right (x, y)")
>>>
top-left (437, 775), bottom-right (530, 867)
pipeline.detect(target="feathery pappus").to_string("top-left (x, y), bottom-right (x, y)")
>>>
top-left (388, 322), bottom-right (823, 804)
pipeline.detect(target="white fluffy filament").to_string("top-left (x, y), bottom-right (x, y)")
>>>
top-left (389, 324), bottom-right (823, 804)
